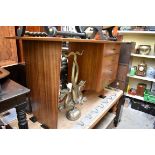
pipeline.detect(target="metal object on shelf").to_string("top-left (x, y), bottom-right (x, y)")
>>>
top-left (75, 26), bottom-right (117, 41)
top-left (44, 26), bottom-right (86, 39)
top-left (139, 45), bottom-right (151, 55)
top-left (17, 26), bottom-right (118, 41)
top-left (147, 26), bottom-right (155, 31)
top-left (66, 107), bottom-right (81, 121)
top-left (17, 26), bottom-right (48, 37)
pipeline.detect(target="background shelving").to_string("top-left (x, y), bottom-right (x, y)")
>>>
top-left (131, 53), bottom-right (155, 59)
top-left (119, 30), bottom-right (155, 35)
top-left (127, 74), bottom-right (155, 83)
top-left (120, 30), bottom-right (155, 103)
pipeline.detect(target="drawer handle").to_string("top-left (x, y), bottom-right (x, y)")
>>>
top-left (112, 48), bottom-right (116, 51)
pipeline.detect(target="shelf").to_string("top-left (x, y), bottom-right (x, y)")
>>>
top-left (125, 93), bottom-right (155, 104)
top-left (131, 53), bottom-right (155, 59)
top-left (125, 93), bottom-right (144, 101)
top-left (95, 112), bottom-right (116, 129)
top-left (127, 74), bottom-right (155, 82)
top-left (118, 30), bottom-right (155, 35)
top-left (58, 89), bottom-right (123, 129)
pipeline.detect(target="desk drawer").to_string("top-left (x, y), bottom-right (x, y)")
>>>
top-left (104, 43), bottom-right (120, 56)
top-left (102, 64), bottom-right (117, 86)
top-left (103, 54), bottom-right (119, 67)
top-left (103, 67), bottom-right (117, 80)
top-left (103, 77), bottom-right (113, 87)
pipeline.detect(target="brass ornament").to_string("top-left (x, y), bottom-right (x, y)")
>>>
top-left (58, 51), bottom-right (87, 121)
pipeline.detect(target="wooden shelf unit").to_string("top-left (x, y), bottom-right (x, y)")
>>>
top-left (125, 92), bottom-right (155, 104)
top-left (120, 31), bottom-right (155, 101)
top-left (6, 36), bottom-right (130, 128)
top-left (118, 30), bottom-right (155, 35)
top-left (131, 53), bottom-right (155, 59)
top-left (125, 93), bottom-right (144, 101)
top-left (127, 74), bottom-right (155, 83)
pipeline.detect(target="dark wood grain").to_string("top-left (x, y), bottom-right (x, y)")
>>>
top-left (0, 79), bottom-right (30, 129)
top-left (23, 40), bottom-right (61, 128)
top-left (0, 79), bottom-right (29, 115)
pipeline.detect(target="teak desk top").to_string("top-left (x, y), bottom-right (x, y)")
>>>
top-left (5, 36), bottom-right (131, 44)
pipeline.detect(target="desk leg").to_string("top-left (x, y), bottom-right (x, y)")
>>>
top-left (16, 102), bottom-right (28, 129)
top-left (114, 95), bottom-right (125, 127)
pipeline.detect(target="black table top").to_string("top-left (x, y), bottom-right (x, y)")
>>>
top-left (0, 79), bottom-right (30, 103)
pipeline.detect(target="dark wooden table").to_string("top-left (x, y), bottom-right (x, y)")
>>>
top-left (0, 79), bottom-right (30, 129)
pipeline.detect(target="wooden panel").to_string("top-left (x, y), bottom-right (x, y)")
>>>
top-left (118, 81), bottom-right (128, 91)
top-left (102, 54), bottom-right (119, 67)
top-left (119, 43), bottom-right (134, 64)
top-left (23, 40), bottom-right (61, 128)
top-left (16, 26), bottom-right (44, 63)
top-left (117, 64), bottom-right (129, 81)
top-left (110, 43), bottom-right (133, 91)
top-left (68, 42), bottom-right (121, 92)
top-left (102, 54), bottom-right (120, 86)
top-left (103, 43), bottom-right (120, 56)
top-left (0, 26), bottom-right (18, 66)
top-left (26, 26), bottom-right (44, 32)
top-left (68, 42), bottom-right (104, 92)
top-left (7, 36), bottom-right (130, 44)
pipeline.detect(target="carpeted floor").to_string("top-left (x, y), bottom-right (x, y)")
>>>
top-left (116, 106), bottom-right (155, 129)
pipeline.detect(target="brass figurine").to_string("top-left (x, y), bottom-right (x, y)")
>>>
top-left (65, 51), bottom-right (87, 105)
top-left (58, 51), bottom-right (87, 121)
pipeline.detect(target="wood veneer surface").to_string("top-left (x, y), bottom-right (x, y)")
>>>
top-left (68, 42), bottom-right (104, 92)
top-left (23, 40), bottom-right (61, 128)
top-left (6, 36), bottom-right (131, 44)
top-left (68, 42), bottom-right (121, 92)
top-left (58, 89), bottom-right (123, 129)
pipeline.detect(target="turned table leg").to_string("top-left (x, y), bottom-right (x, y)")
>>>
top-left (16, 102), bottom-right (28, 129)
